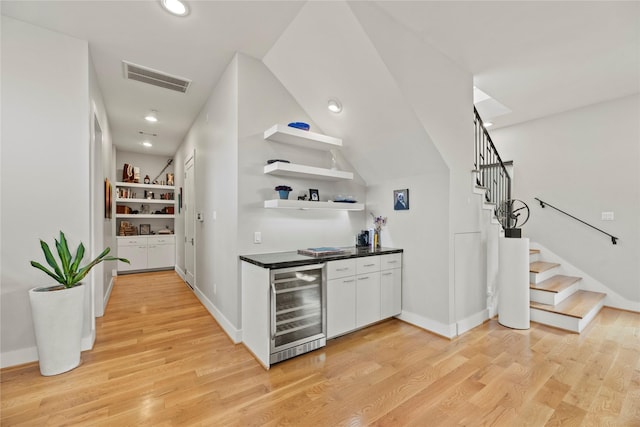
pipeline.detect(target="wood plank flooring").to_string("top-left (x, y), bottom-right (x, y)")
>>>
top-left (2, 271), bottom-right (639, 426)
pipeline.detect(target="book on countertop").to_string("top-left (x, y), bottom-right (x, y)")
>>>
top-left (297, 247), bottom-right (347, 257)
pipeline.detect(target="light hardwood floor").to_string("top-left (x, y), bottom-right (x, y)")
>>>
top-left (1, 271), bottom-right (639, 426)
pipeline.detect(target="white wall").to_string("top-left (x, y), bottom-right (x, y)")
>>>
top-left (492, 95), bottom-right (640, 303)
top-left (1, 17), bottom-right (92, 366)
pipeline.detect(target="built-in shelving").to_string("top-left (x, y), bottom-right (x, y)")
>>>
top-left (115, 181), bottom-right (175, 190)
top-left (116, 198), bottom-right (174, 204)
top-left (264, 124), bottom-right (342, 151)
top-left (264, 161), bottom-right (353, 181)
top-left (264, 199), bottom-right (364, 211)
top-left (115, 214), bottom-right (175, 219)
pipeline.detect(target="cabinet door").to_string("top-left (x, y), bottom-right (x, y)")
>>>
top-left (147, 243), bottom-right (175, 269)
top-left (356, 272), bottom-right (380, 328)
top-left (117, 244), bottom-right (147, 271)
top-left (327, 276), bottom-right (356, 338)
top-left (380, 268), bottom-right (402, 318)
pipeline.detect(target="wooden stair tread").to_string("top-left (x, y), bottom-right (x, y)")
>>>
top-left (529, 249), bottom-right (540, 255)
top-left (530, 261), bottom-right (560, 273)
top-left (530, 275), bottom-right (581, 293)
top-left (530, 290), bottom-right (606, 319)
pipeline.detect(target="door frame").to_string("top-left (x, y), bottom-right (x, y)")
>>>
top-left (184, 151), bottom-right (196, 288)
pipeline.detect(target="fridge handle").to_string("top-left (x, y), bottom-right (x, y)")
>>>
top-left (270, 282), bottom-right (277, 340)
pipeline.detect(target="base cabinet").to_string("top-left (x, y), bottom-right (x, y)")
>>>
top-left (117, 235), bottom-right (175, 272)
top-left (327, 252), bottom-right (402, 339)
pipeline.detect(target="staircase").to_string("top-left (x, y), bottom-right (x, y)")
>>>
top-left (528, 248), bottom-right (605, 333)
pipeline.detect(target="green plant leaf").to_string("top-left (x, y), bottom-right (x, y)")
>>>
top-left (30, 261), bottom-right (65, 285)
top-left (39, 239), bottom-right (64, 280)
top-left (71, 248), bottom-right (129, 285)
top-left (70, 242), bottom-right (85, 273)
top-left (56, 231), bottom-right (72, 284)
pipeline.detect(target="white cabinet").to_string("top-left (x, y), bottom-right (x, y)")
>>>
top-left (380, 254), bottom-right (402, 318)
top-left (117, 237), bottom-right (147, 272)
top-left (326, 253), bottom-right (402, 338)
top-left (356, 272), bottom-right (381, 328)
top-left (117, 235), bottom-right (175, 272)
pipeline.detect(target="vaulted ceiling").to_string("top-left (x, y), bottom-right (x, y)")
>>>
top-left (2, 1), bottom-right (638, 156)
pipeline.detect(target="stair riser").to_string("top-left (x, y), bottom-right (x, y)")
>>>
top-left (530, 267), bottom-right (559, 284)
top-left (530, 282), bottom-right (579, 305)
top-left (530, 298), bottom-right (604, 333)
top-left (529, 253), bottom-right (540, 263)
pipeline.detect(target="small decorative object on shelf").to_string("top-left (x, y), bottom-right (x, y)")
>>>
top-left (123, 163), bottom-right (134, 182)
top-left (287, 122), bottom-right (310, 131)
top-left (133, 167), bottom-right (140, 183)
top-left (167, 173), bottom-right (174, 186)
top-left (140, 224), bottom-right (151, 235)
top-left (309, 189), bottom-right (319, 201)
top-left (371, 212), bottom-right (387, 249)
top-left (144, 175), bottom-right (150, 184)
top-left (275, 185), bottom-right (292, 200)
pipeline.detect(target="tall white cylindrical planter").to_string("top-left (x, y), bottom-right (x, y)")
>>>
top-left (498, 237), bottom-right (530, 329)
top-left (29, 284), bottom-right (85, 376)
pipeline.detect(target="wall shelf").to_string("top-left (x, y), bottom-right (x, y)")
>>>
top-left (264, 199), bottom-right (364, 211)
top-left (264, 162), bottom-right (353, 181)
top-left (115, 181), bottom-right (175, 190)
top-left (115, 214), bottom-right (175, 219)
top-left (116, 198), bottom-right (175, 204)
top-left (264, 124), bottom-right (342, 151)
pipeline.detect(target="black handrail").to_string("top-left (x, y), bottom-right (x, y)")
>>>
top-left (535, 198), bottom-right (619, 245)
top-left (474, 107), bottom-right (511, 229)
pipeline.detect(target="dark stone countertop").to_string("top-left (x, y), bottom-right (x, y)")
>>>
top-left (239, 246), bottom-right (403, 269)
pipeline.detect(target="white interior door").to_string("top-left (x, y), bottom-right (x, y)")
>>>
top-left (184, 155), bottom-right (195, 287)
top-left (91, 112), bottom-right (104, 319)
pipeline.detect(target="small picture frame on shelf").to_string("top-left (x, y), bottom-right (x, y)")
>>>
top-left (309, 189), bottom-right (319, 201)
top-left (140, 224), bottom-right (151, 235)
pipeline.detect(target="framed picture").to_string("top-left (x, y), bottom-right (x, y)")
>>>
top-left (309, 189), bottom-right (320, 201)
top-left (104, 178), bottom-right (112, 219)
top-left (394, 189), bottom-right (409, 210)
top-left (140, 224), bottom-right (151, 235)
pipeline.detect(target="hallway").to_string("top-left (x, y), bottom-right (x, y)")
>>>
top-left (1, 271), bottom-right (639, 425)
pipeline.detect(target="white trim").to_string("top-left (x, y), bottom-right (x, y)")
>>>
top-left (101, 276), bottom-right (115, 315)
top-left (193, 286), bottom-right (242, 343)
top-left (456, 308), bottom-right (489, 335)
top-left (397, 310), bottom-right (457, 339)
top-left (0, 347), bottom-right (38, 368)
top-left (174, 265), bottom-right (188, 284)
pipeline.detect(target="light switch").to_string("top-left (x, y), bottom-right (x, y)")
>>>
top-left (601, 212), bottom-right (614, 221)
top-left (254, 232), bottom-right (262, 244)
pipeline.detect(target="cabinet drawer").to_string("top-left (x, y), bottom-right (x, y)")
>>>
top-left (148, 235), bottom-right (175, 245)
top-left (356, 256), bottom-right (380, 274)
top-left (327, 259), bottom-right (356, 280)
top-left (381, 253), bottom-right (402, 270)
top-left (117, 237), bottom-right (147, 247)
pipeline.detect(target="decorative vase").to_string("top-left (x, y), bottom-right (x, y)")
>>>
top-left (29, 284), bottom-right (85, 376)
top-left (278, 190), bottom-right (290, 200)
top-left (374, 230), bottom-right (381, 248)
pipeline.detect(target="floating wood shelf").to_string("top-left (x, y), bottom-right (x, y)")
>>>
top-left (264, 199), bottom-right (363, 211)
top-left (264, 162), bottom-right (353, 181)
top-left (264, 124), bottom-right (342, 151)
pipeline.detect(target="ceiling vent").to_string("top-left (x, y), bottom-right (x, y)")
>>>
top-left (123, 60), bottom-right (191, 93)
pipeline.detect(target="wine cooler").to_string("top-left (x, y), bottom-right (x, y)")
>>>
top-left (270, 263), bottom-right (326, 364)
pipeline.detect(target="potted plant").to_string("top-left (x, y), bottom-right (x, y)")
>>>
top-left (275, 185), bottom-right (292, 200)
top-left (29, 231), bottom-right (129, 375)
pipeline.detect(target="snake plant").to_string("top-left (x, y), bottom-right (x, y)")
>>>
top-left (30, 231), bottom-right (130, 288)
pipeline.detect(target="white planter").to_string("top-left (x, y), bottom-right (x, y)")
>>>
top-left (29, 284), bottom-right (85, 376)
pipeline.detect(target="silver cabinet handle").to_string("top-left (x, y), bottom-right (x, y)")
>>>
top-left (342, 279), bottom-right (355, 283)
top-left (387, 260), bottom-right (398, 264)
top-left (358, 276), bottom-right (369, 280)
top-left (336, 267), bottom-right (349, 271)
top-left (382, 272), bottom-right (393, 276)
top-left (270, 282), bottom-right (277, 340)
top-left (364, 263), bottom-right (375, 267)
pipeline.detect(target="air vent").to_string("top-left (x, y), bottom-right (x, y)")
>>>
top-left (123, 61), bottom-right (191, 93)
top-left (139, 131), bottom-right (158, 137)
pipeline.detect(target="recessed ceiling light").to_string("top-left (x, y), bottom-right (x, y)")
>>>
top-left (160, 0), bottom-right (189, 17)
top-left (144, 110), bottom-right (158, 123)
top-left (484, 122), bottom-right (494, 128)
top-left (328, 99), bottom-right (342, 113)
top-left (142, 141), bottom-right (153, 148)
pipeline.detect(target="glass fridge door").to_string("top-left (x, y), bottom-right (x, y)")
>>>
top-left (270, 263), bottom-right (326, 352)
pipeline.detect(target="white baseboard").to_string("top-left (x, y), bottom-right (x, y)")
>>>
top-left (397, 310), bottom-right (457, 339)
top-left (192, 286), bottom-right (242, 343)
top-left (0, 347), bottom-right (38, 368)
top-left (456, 308), bottom-right (488, 335)
top-left (2, 330), bottom-right (95, 369)
top-left (102, 277), bottom-right (115, 314)
top-left (174, 265), bottom-right (190, 287)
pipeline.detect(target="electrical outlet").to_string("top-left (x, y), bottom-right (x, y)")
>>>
top-left (254, 231), bottom-right (262, 244)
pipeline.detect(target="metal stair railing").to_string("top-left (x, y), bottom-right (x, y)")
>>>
top-left (474, 107), bottom-right (512, 229)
